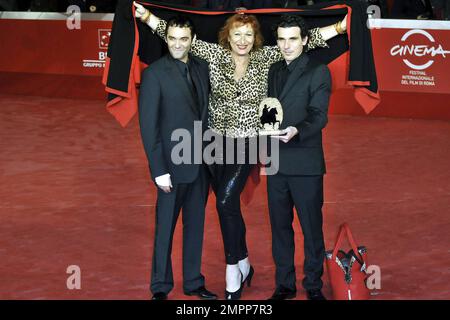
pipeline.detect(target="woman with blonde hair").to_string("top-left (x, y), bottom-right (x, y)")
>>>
top-left (134, 1), bottom-right (346, 299)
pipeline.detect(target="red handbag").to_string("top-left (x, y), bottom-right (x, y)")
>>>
top-left (326, 223), bottom-right (370, 300)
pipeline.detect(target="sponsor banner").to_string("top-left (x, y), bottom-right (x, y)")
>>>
top-left (0, 12), bottom-right (112, 76)
top-left (1, 14), bottom-right (449, 94)
top-left (370, 19), bottom-right (450, 94)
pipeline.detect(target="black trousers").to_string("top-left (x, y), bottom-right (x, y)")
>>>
top-left (150, 167), bottom-right (208, 294)
top-left (267, 174), bottom-right (325, 291)
top-left (210, 138), bottom-right (255, 264)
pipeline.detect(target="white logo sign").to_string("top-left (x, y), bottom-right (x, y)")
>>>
top-left (82, 29), bottom-right (111, 69)
top-left (98, 29), bottom-right (111, 49)
top-left (390, 29), bottom-right (450, 70)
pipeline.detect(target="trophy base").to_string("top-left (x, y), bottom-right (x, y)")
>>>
top-left (258, 130), bottom-right (284, 136)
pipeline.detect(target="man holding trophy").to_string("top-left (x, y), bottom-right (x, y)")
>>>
top-left (263, 15), bottom-right (332, 300)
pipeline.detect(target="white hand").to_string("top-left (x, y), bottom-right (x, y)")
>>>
top-left (271, 126), bottom-right (299, 143)
top-left (341, 14), bottom-right (347, 32)
top-left (235, 7), bottom-right (247, 13)
top-left (155, 174), bottom-right (172, 193)
top-left (133, 1), bottom-right (147, 19)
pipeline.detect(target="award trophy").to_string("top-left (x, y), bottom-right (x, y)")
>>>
top-left (258, 97), bottom-right (283, 136)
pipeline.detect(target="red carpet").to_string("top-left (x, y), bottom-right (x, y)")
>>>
top-left (0, 94), bottom-right (449, 300)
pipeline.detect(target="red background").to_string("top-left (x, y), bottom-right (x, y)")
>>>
top-left (0, 17), bottom-right (449, 121)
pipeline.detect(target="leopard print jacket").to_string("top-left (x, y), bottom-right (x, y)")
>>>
top-left (155, 20), bottom-right (328, 138)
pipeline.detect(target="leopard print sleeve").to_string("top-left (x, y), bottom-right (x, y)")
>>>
top-left (190, 39), bottom-right (226, 64)
top-left (154, 19), bottom-right (167, 42)
top-left (306, 27), bottom-right (329, 51)
top-left (260, 45), bottom-right (283, 64)
top-left (154, 19), bottom-right (224, 63)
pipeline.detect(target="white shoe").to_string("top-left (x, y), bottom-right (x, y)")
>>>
top-left (238, 257), bottom-right (250, 281)
top-left (225, 264), bottom-right (242, 292)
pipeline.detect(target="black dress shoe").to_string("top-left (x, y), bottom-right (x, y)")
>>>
top-left (306, 289), bottom-right (326, 300)
top-left (152, 292), bottom-right (168, 300)
top-left (269, 287), bottom-right (297, 300)
top-left (184, 286), bottom-right (218, 300)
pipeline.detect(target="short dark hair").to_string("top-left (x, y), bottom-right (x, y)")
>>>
top-left (165, 15), bottom-right (196, 38)
top-left (275, 15), bottom-right (309, 39)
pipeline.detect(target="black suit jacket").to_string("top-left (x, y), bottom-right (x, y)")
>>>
top-left (139, 54), bottom-right (210, 184)
top-left (268, 53), bottom-right (331, 176)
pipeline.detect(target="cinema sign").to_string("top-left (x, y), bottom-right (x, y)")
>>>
top-left (370, 19), bottom-right (450, 94)
top-left (390, 29), bottom-right (450, 71)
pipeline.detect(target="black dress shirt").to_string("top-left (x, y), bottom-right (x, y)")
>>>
top-left (172, 54), bottom-right (201, 117)
top-left (275, 54), bottom-right (303, 95)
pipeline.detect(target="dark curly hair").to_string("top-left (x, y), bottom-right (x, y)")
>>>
top-left (274, 15), bottom-right (309, 40)
top-left (165, 15), bottom-right (196, 38)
